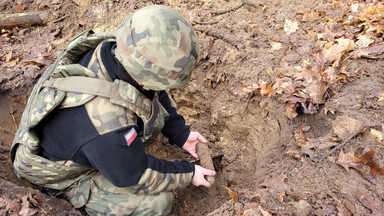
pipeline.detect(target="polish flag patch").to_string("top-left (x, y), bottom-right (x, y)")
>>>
top-left (124, 128), bottom-right (137, 146)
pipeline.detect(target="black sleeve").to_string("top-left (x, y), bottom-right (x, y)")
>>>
top-left (73, 126), bottom-right (194, 188)
top-left (159, 91), bottom-right (190, 147)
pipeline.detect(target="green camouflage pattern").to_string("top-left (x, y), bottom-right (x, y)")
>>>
top-left (85, 96), bottom-right (137, 135)
top-left (29, 88), bottom-right (66, 128)
top-left (65, 172), bottom-right (178, 215)
top-left (115, 5), bottom-right (200, 91)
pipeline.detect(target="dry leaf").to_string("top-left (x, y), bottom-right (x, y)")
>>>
top-left (270, 41), bottom-right (282, 51)
top-left (18, 194), bottom-right (38, 216)
top-left (322, 38), bottom-right (355, 63)
top-left (335, 197), bottom-right (354, 216)
top-left (351, 44), bottom-right (384, 59)
top-left (356, 35), bottom-right (374, 48)
top-left (223, 186), bottom-right (238, 203)
top-left (356, 192), bottom-right (384, 215)
top-left (4, 57), bottom-right (20, 68)
top-left (284, 19), bottom-right (299, 35)
top-left (337, 148), bottom-right (384, 184)
top-left (260, 174), bottom-right (297, 203)
top-left (284, 101), bottom-right (299, 120)
top-left (294, 129), bottom-right (308, 147)
top-left (260, 85), bottom-right (274, 98)
top-left (302, 11), bottom-right (319, 22)
top-left (332, 115), bottom-right (363, 140)
top-left (16, 1), bottom-right (26, 13)
top-left (5, 51), bottom-right (13, 62)
top-left (370, 129), bottom-right (383, 141)
top-left (300, 136), bottom-right (338, 160)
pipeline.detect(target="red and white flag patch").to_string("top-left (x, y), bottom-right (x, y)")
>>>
top-left (124, 128), bottom-right (137, 146)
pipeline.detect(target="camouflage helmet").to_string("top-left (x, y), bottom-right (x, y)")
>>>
top-left (115, 5), bottom-right (200, 91)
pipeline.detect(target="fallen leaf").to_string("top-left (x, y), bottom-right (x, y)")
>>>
top-left (322, 38), bottom-right (355, 63)
top-left (356, 35), bottom-right (374, 48)
top-left (301, 11), bottom-right (320, 22)
top-left (284, 19), bottom-right (299, 35)
top-left (260, 173), bottom-right (297, 202)
top-left (4, 57), bottom-right (20, 68)
top-left (16, 1), bottom-right (26, 13)
top-left (294, 129), bottom-right (308, 147)
top-left (5, 51), bottom-right (13, 62)
top-left (270, 41), bottom-right (282, 51)
top-left (332, 115), bottom-right (363, 140)
top-left (223, 186), bottom-right (239, 203)
top-left (284, 100), bottom-right (299, 120)
top-left (356, 192), bottom-right (384, 215)
top-left (300, 136), bottom-right (338, 160)
top-left (351, 44), bottom-right (384, 59)
top-left (260, 84), bottom-right (274, 98)
top-left (302, 78), bottom-right (327, 104)
top-left (370, 129), bottom-right (383, 141)
top-left (337, 148), bottom-right (384, 183)
top-left (18, 194), bottom-right (38, 216)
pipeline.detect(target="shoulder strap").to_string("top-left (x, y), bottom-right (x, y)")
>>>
top-left (42, 76), bottom-right (152, 115)
top-left (42, 76), bottom-right (119, 99)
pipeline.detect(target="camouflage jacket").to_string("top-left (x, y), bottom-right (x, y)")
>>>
top-left (11, 30), bottom-right (194, 194)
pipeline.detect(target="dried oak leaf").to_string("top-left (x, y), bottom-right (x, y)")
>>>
top-left (351, 44), bottom-right (384, 59)
top-left (4, 57), bottom-right (20, 68)
top-left (301, 136), bottom-right (338, 160)
top-left (270, 41), bottom-right (282, 51)
top-left (294, 129), bottom-right (308, 147)
top-left (356, 35), bottom-right (374, 48)
top-left (337, 148), bottom-right (384, 184)
top-left (260, 84), bottom-right (274, 98)
top-left (260, 174), bottom-right (298, 203)
top-left (335, 198), bottom-right (354, 216)
top-left (322, 38), bottom-right (354, 63)
top-left (284, 100), bottom-right (299, 120)
top-left (284, 19), bottom-right (299, 35)
top-left (370, 129), bottom-right (383, 141)
top-left (356, 192), bottom-right (384, 215)
top-left (17, 194), bottom-right (38, 216)
top-left (223, 186), bottom-right (239, 203)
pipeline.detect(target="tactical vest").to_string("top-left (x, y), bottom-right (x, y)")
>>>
top-left (11, 30), bottom-right (169, 191)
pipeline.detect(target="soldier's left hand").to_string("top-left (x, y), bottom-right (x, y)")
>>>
top-left (182, 131), bottom-right (207, 158)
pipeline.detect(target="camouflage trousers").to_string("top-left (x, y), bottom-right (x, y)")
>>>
top-left (64, 172), bottom-right (174, 216)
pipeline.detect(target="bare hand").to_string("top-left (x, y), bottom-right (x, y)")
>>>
top-left (191, 165), bottom-right (215, 188)
top-left (182, 131), bottom-right (207, 158)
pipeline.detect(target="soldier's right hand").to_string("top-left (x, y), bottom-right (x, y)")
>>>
top-left (191, 165), bottom-right (215, 188)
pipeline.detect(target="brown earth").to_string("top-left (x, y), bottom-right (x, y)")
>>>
top-left (1, 0), bottom-right (384, 215)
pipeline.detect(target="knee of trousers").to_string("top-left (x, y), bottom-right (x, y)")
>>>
top-left (133, 191), bottom-right (175, 216)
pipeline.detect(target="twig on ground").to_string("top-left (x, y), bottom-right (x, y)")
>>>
top-left (254, 62), bottom-right (283, 68)
top-left (11, 113), bottom-right (17, 130)
top-left (213, 0), bottom-right (259, 15)
top-left (194, 25), bottom-right (240, 46)
top-left (318, 126), bottom-right (366, 162)
top-left (48, 15), bottom-right (68, 24)
top-left (192, 20), bottom-right (219, 25)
